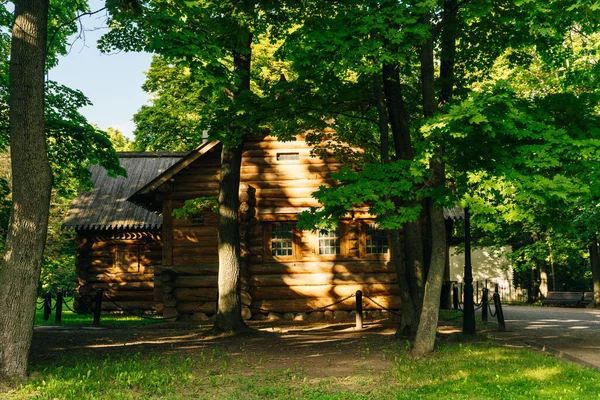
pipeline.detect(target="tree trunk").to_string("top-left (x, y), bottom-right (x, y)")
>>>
top-left (590, 234), bottom-right (600, 308)
top-left (373, 73), bottom-right (389, 164)
top-left (391, 230), bottom-right (419, 337)
top-left (213, 29), bottom-right (253, 333)
top-left (411, 8), bottom-right (451, 357)
top-left (0, 0), bottom-right (52, 379)
top-left (412, 203), bottom-right (447, 357)
top-left (381, 62), bottom-right (426, 313)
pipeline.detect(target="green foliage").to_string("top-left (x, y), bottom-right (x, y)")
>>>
top-left (297, 161), bottom-right (435, 231)
top-left (171, 197), bottom-right (218, 219)
top-left (39, 195), bottom-right (76, 294)
top-left (107, 127), bottom-right (135, 152)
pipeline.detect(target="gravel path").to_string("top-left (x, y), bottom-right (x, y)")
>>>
top-left (491, 305), bottom-right (600, 370)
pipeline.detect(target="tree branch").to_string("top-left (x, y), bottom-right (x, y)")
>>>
top-left (432, 0), bottom-right (470, 39)
top-left (47, 7), bottom-right (108, 53)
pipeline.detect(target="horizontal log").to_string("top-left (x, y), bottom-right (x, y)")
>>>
top-left (174, 275), bottom-right (218, 288)
top-left (177, 301), bottom-right (218, 314)
top-left (174, 288), bottom-right (219, 302)
top-left (155, 265), bottom-right (219, 275)
top-left (251, 295), bottom-right (401, 313)
top-left (249, 283), bottom-right (399, 301)
top-left (89, 282), bottom-right (154, 291)
top-left (256, 198), bottom-right (321, 209)
top-left (241, 156), bottom-right (339, 166)
top-left (101, 301), bottom-right (156, 311)
top-left (173, 241), bottom-right (218, 250)
top-left (250, 273), bottom-right (397, 287)
top-left (252, 187), bottom-right (323, 200)
top-left (173, 257), bottom-right (219, 266)
top-left (88, 273), bottom-right (155, 283)
top-left (242, 171), bottom-right (334, 182)
top-left (90, 241), bottom-right (162, 250)
top-left (249, 261), bottom-right (393, 275)
top-left (87, 265), bottom-right (155, 275)
top-left (101, 290), bottom-right (155, 301)
top-left (240, 164), bottom-right (340, 176)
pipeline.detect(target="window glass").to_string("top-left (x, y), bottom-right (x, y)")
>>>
top-left (319, 227), bottom-right (340, 255)
top-left (366, 224), bottom-right (388, 254)
top-left (272, 224), bottom-right (293, 256)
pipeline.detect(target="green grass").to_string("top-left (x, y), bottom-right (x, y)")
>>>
top-left (6, 340), bottom-right (600, 399)
top-left (34, 299), bottom-right (161, 327)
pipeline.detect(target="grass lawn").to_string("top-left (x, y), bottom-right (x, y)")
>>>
top-left (3, 314), bottom-right (600, 399)
top-left (33, 299), bottom-right (161, 327)
top-left (6, 341), bottom-right (600, 399)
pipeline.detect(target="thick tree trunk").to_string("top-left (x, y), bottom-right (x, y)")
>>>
top-left (590, 234), bottom-right (600, 308)
top-left (382, 62), bottom-right (426, 313)
top-left (0, 0), bottom-right (52, 379)
top-left (412, 203), bottom-right (447, 357)
top-left (213, 29), bottom-right (253, 333)
top-left (374, 69), bottom-right (418, 336)
top-left (391, 231), bottom-right (419, 337)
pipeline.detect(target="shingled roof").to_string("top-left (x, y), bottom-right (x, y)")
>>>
top-left (63, 152), bottom-right (186, 231)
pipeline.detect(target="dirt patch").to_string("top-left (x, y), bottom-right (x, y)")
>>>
top-left (30, 320), bottom-right (402, 379)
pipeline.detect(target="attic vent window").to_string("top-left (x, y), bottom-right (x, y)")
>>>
top-left (191, 214), bottom-right (204, 226)
top-left (277, 152), bottom-right (299, 161)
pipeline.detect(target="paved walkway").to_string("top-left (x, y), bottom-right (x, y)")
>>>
top-left (491, 305), bottom-right (600, 370)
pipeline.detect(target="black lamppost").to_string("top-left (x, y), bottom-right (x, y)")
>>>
top-left (463, 207), bottom-right (476, 334)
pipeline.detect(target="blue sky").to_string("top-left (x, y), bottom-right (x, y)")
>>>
top-left (48, 1), bottom-right (152, 138)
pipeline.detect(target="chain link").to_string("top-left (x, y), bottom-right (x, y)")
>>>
top-left (305, 294), bottom-right (355, 314)
top-left (362, 294), bottom-right (401, 316)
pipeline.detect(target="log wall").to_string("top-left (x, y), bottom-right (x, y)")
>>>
top-left (74, 231), bottom-right (161, 313)
top-left (157, 135), bottom-right (400, 319)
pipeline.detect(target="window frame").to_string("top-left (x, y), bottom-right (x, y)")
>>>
top-left (317, 226), bottom-right (342, 256)
top-left (359, 221), bottom-right (390, 260)
top-left (265, 222), bottom-right (300, 260)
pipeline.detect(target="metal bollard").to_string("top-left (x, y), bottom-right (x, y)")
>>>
top-left (43, 292), bottom-right (52, 321)
top-left (482, 288), bottom-right (488, 322)
top-left (355, 290), bottom-right (363, 329)
top-left (493, 292), bottom-right (506, 332)
top-left (453, 286), bottom-right (459, 310)
top-left (93, 288), bottom-right (103, 327)
top-left (55, 290), bottom-right (63, 323)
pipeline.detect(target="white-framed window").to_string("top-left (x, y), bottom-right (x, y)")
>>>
top-left (271, 223), bottom-right (294, 257)
top-left (319, 227), bottom-right (340, 255)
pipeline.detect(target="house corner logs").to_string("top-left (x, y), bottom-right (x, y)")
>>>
top-left (239, 182), bottom-right (254, 320)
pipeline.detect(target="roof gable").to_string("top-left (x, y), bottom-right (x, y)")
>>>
top-left (128, 141), bottom-right (221, 212)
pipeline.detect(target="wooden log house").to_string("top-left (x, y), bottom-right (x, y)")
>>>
top-left (66, 136), bottom-right (401, 319)
top-left (63, 152), bottom-right (185, 313)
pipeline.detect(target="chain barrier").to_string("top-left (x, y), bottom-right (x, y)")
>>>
top-left (63, 300), bottom-right (76, 313)
top-left (487, 302), bottom-right (497, 318)
top-left (362, 294), bottom-right (401, 316)
top-left (305, 294), bottom-right (355, 314)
